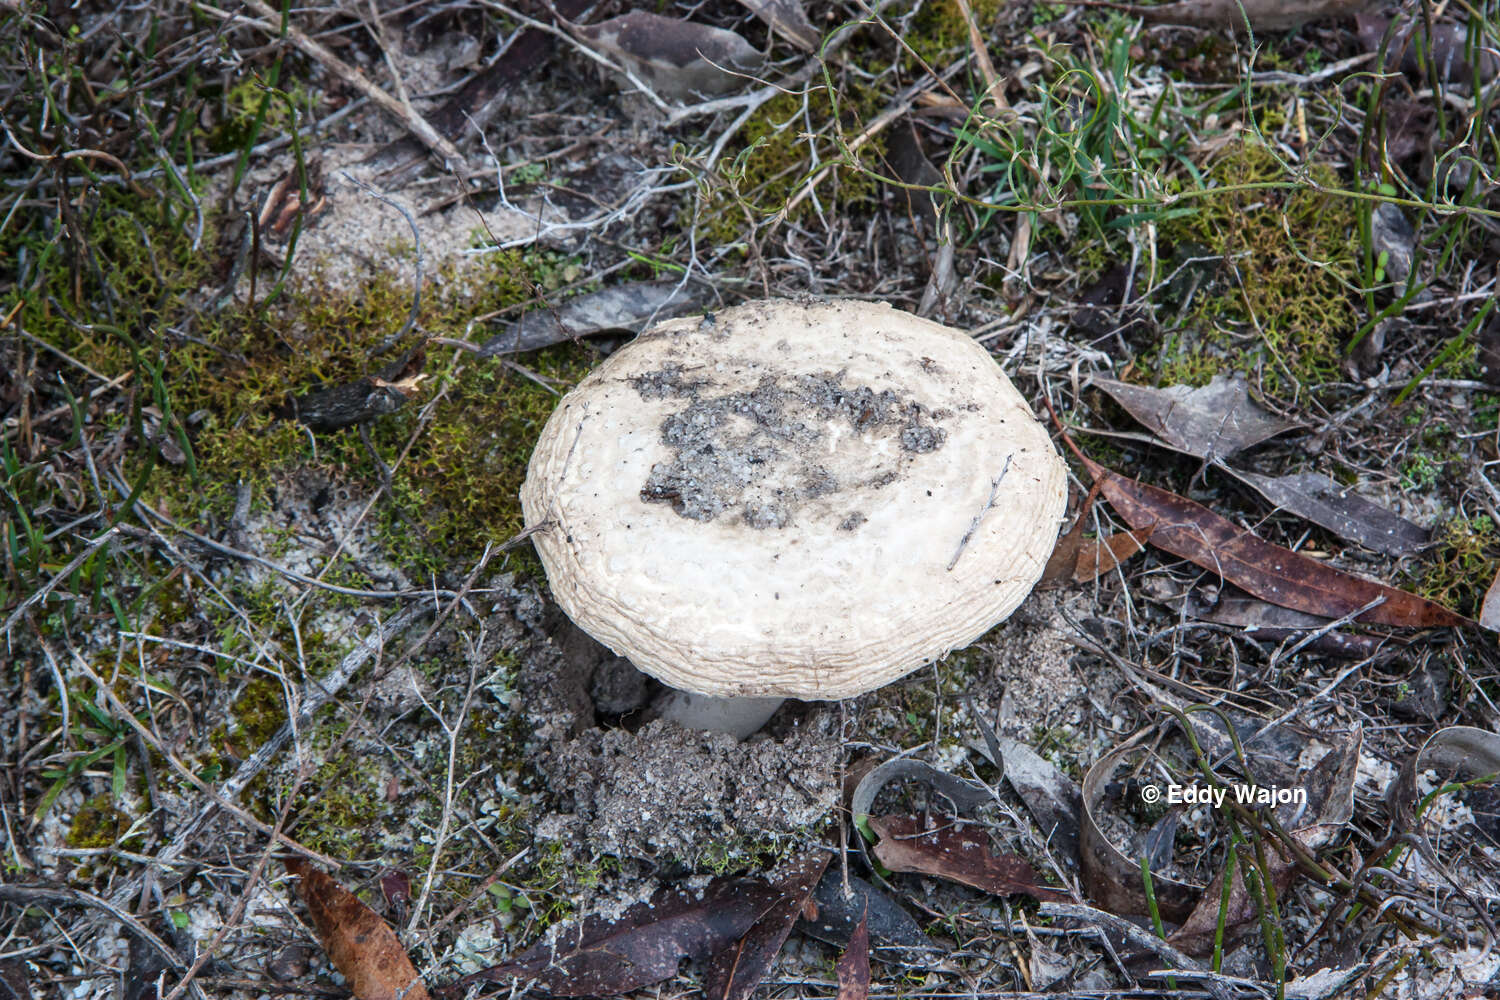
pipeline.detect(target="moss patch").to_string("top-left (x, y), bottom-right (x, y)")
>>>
top-left (1151, 140), bottom-right (1359, 394)
top-left (1415, 515), bottom-right (1499, 616)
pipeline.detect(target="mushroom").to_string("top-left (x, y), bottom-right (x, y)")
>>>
top-left (520, 298), bottom-right (1067, 738)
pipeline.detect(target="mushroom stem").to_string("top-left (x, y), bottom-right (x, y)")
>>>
top-left (653, 690), bottom-right (786, 740)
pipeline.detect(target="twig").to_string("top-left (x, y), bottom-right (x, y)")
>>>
top-left (0, 885), bottom-right (205, 1000)
top-left (947, 455), bottom-right (1013, 571)
top-left (197, 0), bottom-right (468, 179)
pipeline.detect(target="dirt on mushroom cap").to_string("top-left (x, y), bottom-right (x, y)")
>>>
top-left (521, 298), bottom-right (1068, 700)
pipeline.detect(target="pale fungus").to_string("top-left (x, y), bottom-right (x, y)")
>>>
top-left (521, 298), bottom-right (1067, 737)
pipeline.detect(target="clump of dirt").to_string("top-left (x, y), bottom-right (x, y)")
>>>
top-left (515, 614), bottom-right (839, 869)
top-left (531, 719), bottom-right (838, 863)
top-left (634, 366), bottom-right (948, 529)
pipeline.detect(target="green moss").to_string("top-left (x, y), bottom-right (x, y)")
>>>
top-left (1152, 140), bottom-right (1359, 394)
top-left (232, 676), bottom-right (290, 749)
top-left (66, 794), bottom-right (132, 849)
top-left (695, 81), bottom-right (885, 247)
top-left (1415, 515), bottom-right (1499, 615)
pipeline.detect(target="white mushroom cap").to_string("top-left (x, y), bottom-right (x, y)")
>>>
top-left (521, 299), bottom-right (1067, 700)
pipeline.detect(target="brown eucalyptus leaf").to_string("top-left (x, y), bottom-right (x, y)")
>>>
top-left (1183, 585), bottom-right (1394, 660)
top-left (733, 0), bottom-right (818, 50)
top-left (969, 734), bottom-right (1082, 863)
top-left (869, 815), bottom-right (1067, 901)
top-left (835, 914), bottom-right (871, 1000)
top-left (1092, 376), bottom-right (1297, 460)
top-left (704, 852), bottom-right (830, 1000)
top-left (1230, 469), bottom-right (1429, 557)
top-left (285, 859), bottom-right (431, 1000)
top-left (1040, 506), bottom-right (1090, 587)
top-left (455, 876), bottom-right (782, 996)
top-left (1073, 528), bottom-right (1149, 582)
top-left (1073, 452), bottom-right (1471, 629)
top-left (576, 13), bottom-right (761, 99)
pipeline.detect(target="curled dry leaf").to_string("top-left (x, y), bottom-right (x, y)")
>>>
top-left (258, 157), bottom-right (327, 240)
top-left (1389, 726), bottom-right (1500, 842)
top-left (285, 859), bottom-right (431, 1000)
top-left (849, 758), bottom-right (992, 826)
top-left (454, 876), bottom-right (782, 996)
top-left (1091, 376), bottom-right (1298, 460)
top-left (575, 12), bottom-right (761, 100)
top-left (1481, 571), bottom-right (1500, 632)
top-left (1229, 469), bottom-right (1429, 557)
top-left (1066, 447), bottom-right (1471, 629)
top-left (1080, 741), bottom-right (1203, 923)
top-left (869, 815), bottom-right (1068, 902)
top-left (969, 731), bottom-right (1083, 863)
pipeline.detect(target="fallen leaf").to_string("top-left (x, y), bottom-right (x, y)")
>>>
top-left (1080, 742), bottom-right (1203, 924)
top-left (882, 121), bottom-right (944, 231)
top-left (1369, 202), bottom-right (1418, 290)
top-left (869, 815), bottom-right (1067, 901)
top-left (1073, 528), bottom-right (1149, 582)
top-left (1124, 0), bottom-right (1375, 31)
top-left (1482, 569), bottom-right (1500, 631)
top-left (455, 876), bottom-right (782, 996)
top-left (480, 281), bottom-right (713, 357)
top-left (733, 0), bottom-right (818, 50)
top-left (411, 0), bottom-right (593, 145)
top-left (849, 758), bottom-right (992, 827)
top-left (1040, 505), bottom-right (1090, 587)
top-left (1068, 448), bottom-right (1470, 629)
top-left (1168, 729), bottom-right (1362, 954)
top-left (970, 734), bottom-right (1082, 863)
top-left (575, 13), bottom-right (761, 100)
top-left (1180, 583), bottom-right (1395, 660)
top-left (835, 914), bottom-right (871, 1000)
top-left (704, 852), bottom-right (829, 1000)
top-left (285, 859), bottom-right (431, 1000)
top-left (795, 871), bottom-right (932, 955)
top-left (1231, 470), bottom-right (1429, 557)
top-left (1092, 376), bottom-right (1298, 460)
